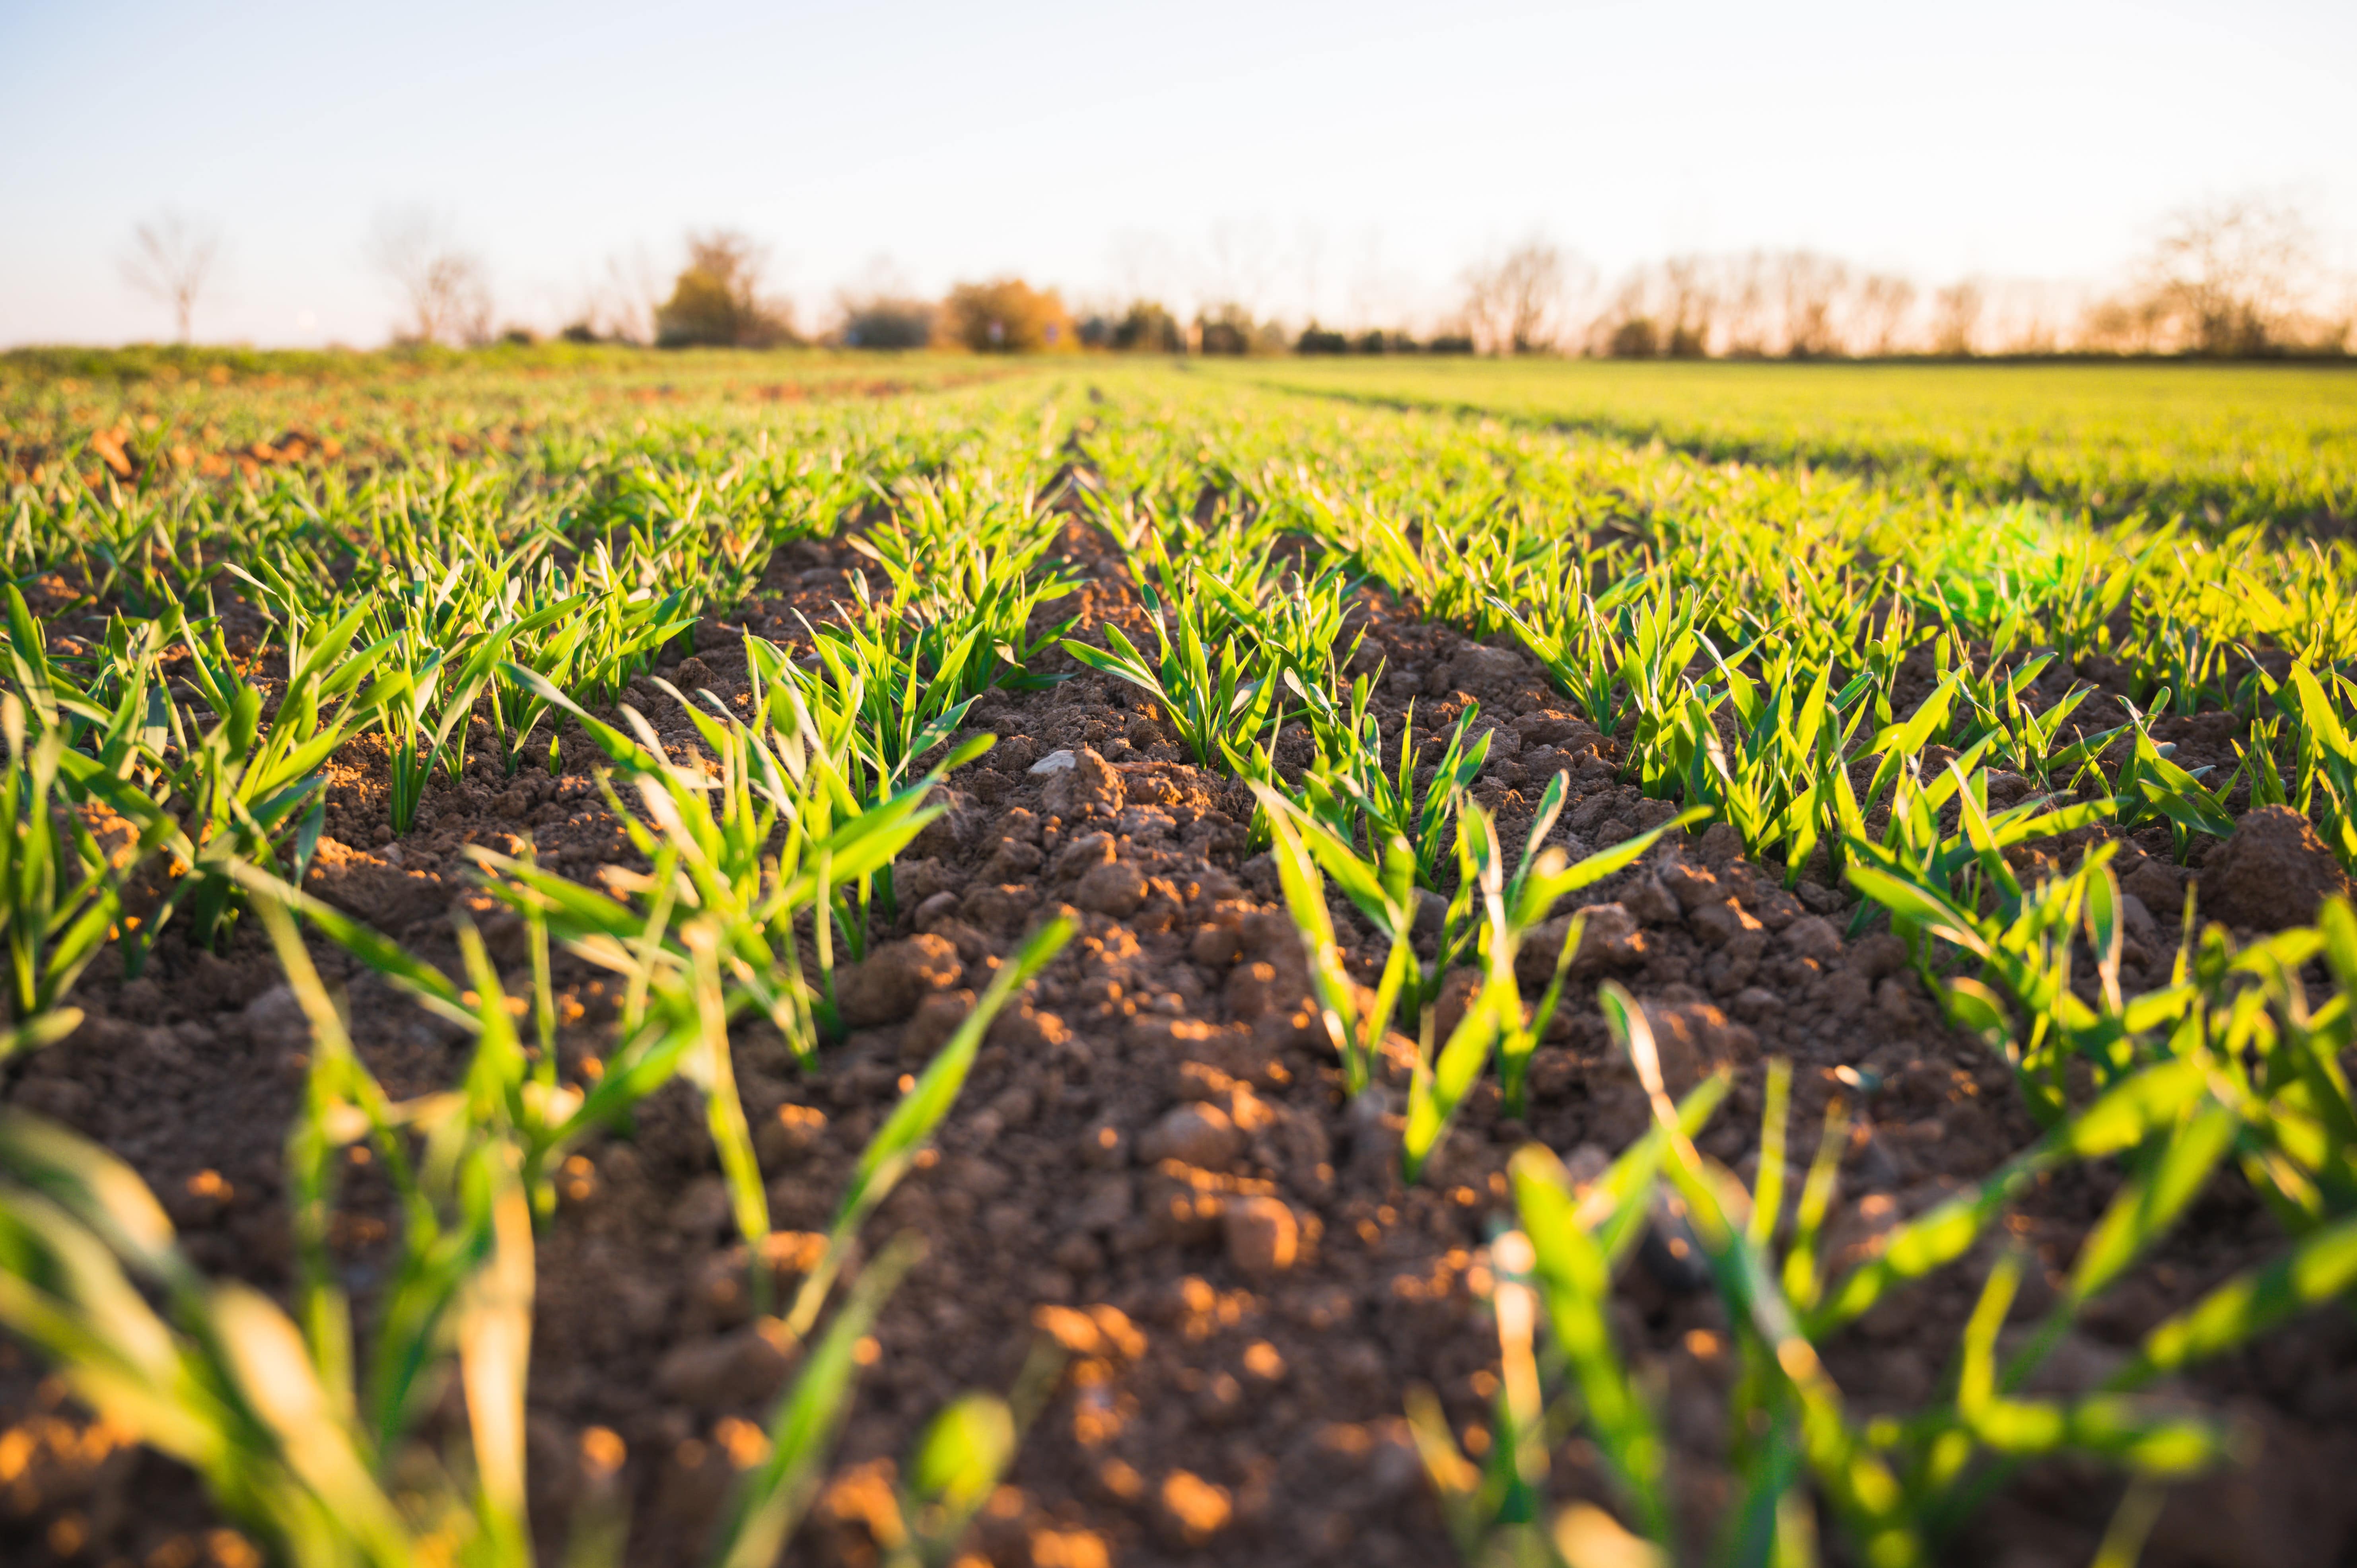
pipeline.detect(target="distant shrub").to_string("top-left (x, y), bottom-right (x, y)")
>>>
top-left (655, 230), bottom-right (797, 348)
top-left (1196, 305), bottom-right (1285, 356)
top-left (1110, 301), bottom-right (1183, 354)
top-left (841, 297), bottom-right (936, 349)
top-left (1606, 317), bottom-right (1661, 358)
top-left (939, 279), bottom-right (1075, 353)
top-left (1297, 324), bottom-right (1350, 355)
top-left (1425, 333), bottom-right (1476, 356)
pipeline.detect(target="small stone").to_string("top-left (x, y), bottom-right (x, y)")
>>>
top-left (1029, 748), bottom-right (1078, 774)
top-left (1223, 1195), bottom-right (1300, 1277)
top-left (2199, 805), bottom-right (2351, 930)
top-left (1140, 1103), bottom-right (1243, 1170)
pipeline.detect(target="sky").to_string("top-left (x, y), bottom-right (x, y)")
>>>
top-left (2, 0), bottom-right (2352, 347)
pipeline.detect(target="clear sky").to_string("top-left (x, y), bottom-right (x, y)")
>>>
top-left (2, 0), bottom-right (2350, 346)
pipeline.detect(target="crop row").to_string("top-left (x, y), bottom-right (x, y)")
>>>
top-left (0, 364), bottom-right (2350, 1564)
top-left (1204, 357), bottom-right (2357, 534)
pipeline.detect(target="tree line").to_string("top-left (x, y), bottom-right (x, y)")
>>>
top-left (115, 196), bottom-right (2351, 359)
top-left (1455, 200), bottom-right (2350, 359)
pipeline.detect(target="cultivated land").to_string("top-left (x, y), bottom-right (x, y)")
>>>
top-left (0, 350), bottom-right (2353, 1568)
top-left (1205, 357), bottom-right (2357, 532)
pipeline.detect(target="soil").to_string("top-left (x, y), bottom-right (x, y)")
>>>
top-left (6, 508), bottom-right (2357, 1568)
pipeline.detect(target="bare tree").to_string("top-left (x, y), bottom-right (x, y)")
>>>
top-left (2140, 196), bottom-right (2314, 355)
top-left (1718, 251), bottom-right (1775, 357)
top-left (1931, 279), bottom-right (1985, 356)
top-left (1659, 254), bottom-right (1717, 357)
top-left (1774, 252), bottom-right (1849, 357)
top-left (1853, 273), bottom-right (1918, 356)
top-left (368, 206), bottom-right (494, 346)
top-left (574, 247), bottom-right (662, 344)
top-left (119, 210), bottom-right (222, 343)
top-left (2081, 291), bottom-right (2171, 354)
top-left (1205, 219), bottom-right (1280, 323)
top-left (1461, 236), bottom-right (1576, 354)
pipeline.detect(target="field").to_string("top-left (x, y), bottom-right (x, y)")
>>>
top-left (1204, 357), bottom-right (2357, 532)
top-left (0, 348), bottom-right (2354, 1568)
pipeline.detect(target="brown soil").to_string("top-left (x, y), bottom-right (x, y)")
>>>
top-left (6, 516), bottom-right (2356, 1568)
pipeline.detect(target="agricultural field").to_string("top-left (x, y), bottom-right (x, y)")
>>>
top-left (1205, 356), bottom-right (2357, 533)
top-left (0, 349), bottom-right (2353, 1568)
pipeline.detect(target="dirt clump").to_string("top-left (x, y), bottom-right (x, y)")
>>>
top-left (836, 934), bottom-right (964, 1026)
top-left (2198, 804), bottom-right (2351, 931)
top-left (8, 528), bottom-right (2356, 1568)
